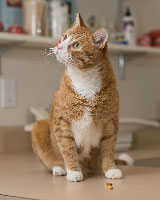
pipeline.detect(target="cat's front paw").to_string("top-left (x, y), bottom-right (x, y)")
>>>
top-left (66, 169), bottom-right (83, 182)
top-left (105, 169), bottom-right (122, 179)
top-left (52, 166), bottom-right (67, 176)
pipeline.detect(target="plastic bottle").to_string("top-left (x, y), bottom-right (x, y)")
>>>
top-left (49, 0), bottom-right (69, 40)
top-left (123, 7), bottom-right (136, 45)
top-left (24, 0), bottom-right (47, 36)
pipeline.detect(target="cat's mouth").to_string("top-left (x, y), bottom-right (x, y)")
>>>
top-left (53, 47), bottom-right (68, 64)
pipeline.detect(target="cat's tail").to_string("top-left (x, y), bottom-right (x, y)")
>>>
top-left (31, 119), bottom-right (53, 171)
top-left (115, 153), bottom-right (134, 166)
top-left (31, 119), bottom-right (64, 171)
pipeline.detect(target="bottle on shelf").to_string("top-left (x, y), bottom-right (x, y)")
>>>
top-left (24, 0), bottom-right (47, 36)
top-left (48, 0), bottom-right (69, 40)
top-left (123, 7), bottom-right (136, 45)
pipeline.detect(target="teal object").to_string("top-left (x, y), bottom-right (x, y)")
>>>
top-left (0, 0), bottom-right (23, 31)
top-left (64, 0), bottom-right (77, 24)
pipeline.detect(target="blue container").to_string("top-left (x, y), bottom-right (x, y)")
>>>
top-left (0, 0), bottom-right (23, 31)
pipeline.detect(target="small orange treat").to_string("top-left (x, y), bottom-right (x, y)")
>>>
top-left (106, 183), bottom-right (113, 190)
top-left (109, 186), bottom-right (113, 190)
top-left (106, 183), bottom-right (112, 186)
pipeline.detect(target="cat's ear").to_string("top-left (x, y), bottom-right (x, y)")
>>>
top-left (75, 13), bottom-right (86, 27)
top-left (93, 28), bottom-right (108, 49)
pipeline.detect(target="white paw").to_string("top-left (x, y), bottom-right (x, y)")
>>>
top-left (66, 169), bottom-right (83, 182)
top-left (52, 166), bottom-right (67, 176)
top-left (105, 169), bottom-right (122, 179)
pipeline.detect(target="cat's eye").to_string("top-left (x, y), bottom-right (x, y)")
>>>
top-left (63, 35), bottom-right (67, 41)
top-left (72, 42), bottom-right (81, 50)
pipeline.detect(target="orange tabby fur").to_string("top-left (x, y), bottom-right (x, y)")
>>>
top-left (32, 13), bottom-right (122, 182)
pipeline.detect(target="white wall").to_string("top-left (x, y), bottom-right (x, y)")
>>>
top-left (0, 48), bottom-right (64, 126)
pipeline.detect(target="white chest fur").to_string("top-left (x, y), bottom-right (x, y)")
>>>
top-left (71, 108), bottom-right (102, 157)
top-left (67, 64), bottom-right (102, 100)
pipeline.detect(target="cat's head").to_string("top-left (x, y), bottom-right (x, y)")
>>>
top-left (53, 13), bottom-right (108, 69)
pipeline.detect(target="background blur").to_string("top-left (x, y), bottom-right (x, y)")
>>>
top-left (0, 0), bottom-right (160, 153)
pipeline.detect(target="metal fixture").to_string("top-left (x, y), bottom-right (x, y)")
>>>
top-left (116, 0), bottom-right (124, 32)
top-left (118, 54), bottom-right (125, 80)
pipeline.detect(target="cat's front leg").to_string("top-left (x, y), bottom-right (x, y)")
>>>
top-left (101, 120), bottom-right (122, 179)
top-left (52, 119), bottom-right (83, 182)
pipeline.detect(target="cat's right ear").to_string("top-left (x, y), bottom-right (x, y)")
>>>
top-left (92, 28), bottom-right (108, 49)
top-left (74, 13), bottom-right (86, 27)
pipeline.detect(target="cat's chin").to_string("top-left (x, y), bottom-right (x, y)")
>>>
top-left (56, 56), bottom-right (66, 65)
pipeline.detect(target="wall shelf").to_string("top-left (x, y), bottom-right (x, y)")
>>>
top-left (0, 32), bottom-right (55, 49)
top-left (109, 43), bottom-right (146, 55)
top-left (1, 32), bottom-right (160, 79)
top-left (109, 43), bottom-right (160, 55)
top-left (0, 32), bottom-right (160, 54)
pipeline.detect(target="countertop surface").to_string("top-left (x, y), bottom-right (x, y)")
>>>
top-left (0, 150), bottom-right (160, 200)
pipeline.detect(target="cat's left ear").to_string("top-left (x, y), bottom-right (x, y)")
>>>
top-left (92, 28), bottom-right (108, 49)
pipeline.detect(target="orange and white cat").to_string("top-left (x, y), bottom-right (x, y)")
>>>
top-left (32, 13), bottom-right (122, 182)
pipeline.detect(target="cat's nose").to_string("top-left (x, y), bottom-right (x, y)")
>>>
top-left (57, 45), bottom-right (62, 50)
